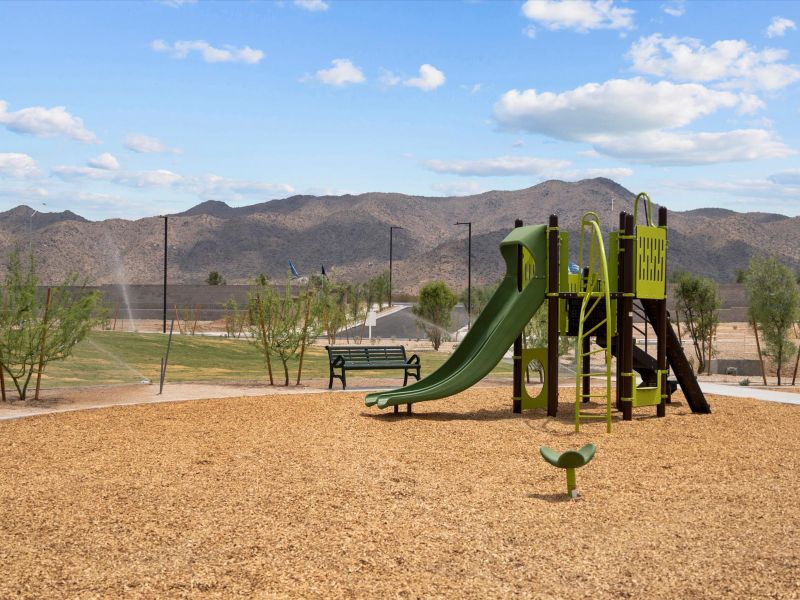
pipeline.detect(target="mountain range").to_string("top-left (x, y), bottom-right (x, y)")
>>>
top-left (1, 178), bottom-right (798, 293)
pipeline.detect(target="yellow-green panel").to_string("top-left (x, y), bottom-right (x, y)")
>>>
top-left (634, 225), bottom-right (667, 299)
top-left (521, 246), bottom-right (536, 288)
top-left (519, 347), bottom-right (548, 410)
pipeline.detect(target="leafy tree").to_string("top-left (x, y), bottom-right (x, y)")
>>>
top-left (222, 296), bottom-right (248, 338)
top-left (672, 271), bottom-right (720, 374)
top-left (744, 256), bottom-right (800, 385)
top-left (206, 271), bottom-right (225, 285)
top-left (0, 250), bottom-right (103, 400)
top-left (313, 276), bottom-right (349, 344)
top-left (412, 281), bottom-right (458, 350)
top-left (367, 271), bottom-right (390, 310)
top-left (461, 281), bottom-right (500, 318)
top-left (247, 275), bottom-right (319, 386)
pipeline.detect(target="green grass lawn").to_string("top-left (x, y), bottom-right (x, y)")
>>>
top-left (37, 331), bottom-right (512, 389)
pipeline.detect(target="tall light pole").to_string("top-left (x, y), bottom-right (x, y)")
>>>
top-left (389, 226), bottom-right (403, 307)
top-left (456, 221), bottom-right (472, 329)
top-left (162, 215), bottom-right (168, 334)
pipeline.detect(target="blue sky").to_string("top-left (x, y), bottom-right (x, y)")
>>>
top-left (1, 0), bottom-right (799, 219)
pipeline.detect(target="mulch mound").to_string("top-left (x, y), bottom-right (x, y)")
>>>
top-left (0, 389), bottom-right (797, 598)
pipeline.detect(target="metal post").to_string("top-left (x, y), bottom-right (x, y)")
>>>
top-left (162, 215), bottom-right (168, 334)
top-left (513, 219), bottom-right (524, 414)
top-left (621, 213), bottom-right (635, 421)
top-left (581, 266), bottom-right (591, 404)
top-left (657, 207), bottom-right (668, 417)
top-left (547, 215), bottom-right (559, 417)
top-left (616, 211), bottom-right (626, 410)
top-left (34, 287), bottom-right (52, 401)
top-left (389, 226), bottom-right (403, 307)
top-left (456, 222), bottom-right (472, 329)
top-left (158, 319), bottom-right (175, 395)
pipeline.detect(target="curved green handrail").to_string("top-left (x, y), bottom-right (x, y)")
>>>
top-left (633, 192), bottom-right (653, 227)
top-left (576, 212), bottom-right (613, 433)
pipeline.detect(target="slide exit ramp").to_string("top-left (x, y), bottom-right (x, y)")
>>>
top-left (365, 224), bottom-right (548, 410)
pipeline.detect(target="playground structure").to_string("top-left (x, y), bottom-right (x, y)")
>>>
top-left (366, 193), bottom-right (711, 431)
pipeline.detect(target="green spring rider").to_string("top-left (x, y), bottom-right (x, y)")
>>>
top-left (539, 443), bottom-right (596, 496)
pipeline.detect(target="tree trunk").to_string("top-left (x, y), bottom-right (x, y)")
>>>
top-left (752, 320), bottom-right (767, 386)
top-left (282, 359), bottom-right (289, 386)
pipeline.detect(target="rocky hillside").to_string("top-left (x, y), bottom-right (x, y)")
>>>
top-left (1, 178), bottom-right (798, 293)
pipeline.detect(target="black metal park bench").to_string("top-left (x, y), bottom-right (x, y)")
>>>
top-left (325, 345), bottom-right (421, 391)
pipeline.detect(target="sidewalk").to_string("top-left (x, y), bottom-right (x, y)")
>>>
top-left (699, 382), bottom-right (800, 405)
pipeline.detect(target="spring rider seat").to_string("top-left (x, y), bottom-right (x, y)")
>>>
top-left (539, 443), bottom-right (596, 497)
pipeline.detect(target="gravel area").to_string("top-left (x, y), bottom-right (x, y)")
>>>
top-left (0, 389), bottom-right (797, 599)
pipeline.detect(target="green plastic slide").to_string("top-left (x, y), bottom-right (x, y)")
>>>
top-left (365, 224), bottom-right (548, 410)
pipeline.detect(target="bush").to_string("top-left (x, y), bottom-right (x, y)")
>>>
top-left (412, 281), bottom-right (458, 351)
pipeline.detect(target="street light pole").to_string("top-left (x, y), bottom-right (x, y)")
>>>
top-left (389, 226), bottom-right (403, 307)
top-left (456, 221), bottom-right (472, 329)
top-left (162, 215), bottom-right (168, 334)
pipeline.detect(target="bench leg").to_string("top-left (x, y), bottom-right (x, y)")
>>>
top-left (341, 369), bottom-right (347, 390)
top-left (328, 367), bottom-right (334, 389)
top-left (407, 403), bottom-right (412, 414)
top-left (403, 372), bottom-right (408, 386)
top-left (394, 405), bottom-right (398, 414)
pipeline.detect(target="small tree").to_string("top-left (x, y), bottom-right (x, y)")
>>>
top-left (462, 281), bottom-right (500, 318)
top-left (745, 256), bottom-right (800, 385)
top-left (412, 281), bottom-right (458, 351)
top-left (222, 296), bottom-right (248, 338)
top-left (0, 251), bottom-right (103, 400)
top-left (247, 275), bottom-right (318, 386)
top-left (314, 277), bottom-right (348, 344)
top-left (672, 271), bottom-right (720, 374)
top-left (367, 271), bottom-right (390, 310)
top-left (206, 271), bottom-right (225, 285)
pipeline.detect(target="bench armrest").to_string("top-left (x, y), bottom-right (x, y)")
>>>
top-left (406, 354), bottom-right (420, 365)
top-left (332, 355), bottom-right (346, 367)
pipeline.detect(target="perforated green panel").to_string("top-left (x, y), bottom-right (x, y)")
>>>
top-left (635, 226), bottom-right (667, 299)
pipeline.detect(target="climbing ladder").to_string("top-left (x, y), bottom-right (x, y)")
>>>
top-left (575, 213), bottom-right (613, 433)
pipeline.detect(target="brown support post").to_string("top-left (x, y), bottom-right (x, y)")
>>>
top-left (791, 324), bottom-right (800, 386)
top-left (0, 359), bottom-right (6, 403)
top-left (657, 207), bottom-right (668, 418)
top-left (615, 212), bottom-right (625, 410)
top-left (621, 214), bottom-right (634, 421)
top-left (752, 320), bottom-right (767, 385)
top-left (547, 214), bottom-right (560, 417)
top-left (34, 287), bottom-right (52, 402)
top-left (581, 266), bottom-right (591, 403)
top-left (513, 219), bottom-right (524, 413)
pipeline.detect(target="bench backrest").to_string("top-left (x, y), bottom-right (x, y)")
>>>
top-left (326, 345), bottom-right (408, 364)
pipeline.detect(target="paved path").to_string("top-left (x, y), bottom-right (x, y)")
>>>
top-left (699, 382), bottom-right (800, 405)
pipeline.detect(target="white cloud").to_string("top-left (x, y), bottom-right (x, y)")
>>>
top-left (668, 177), bottom-right (800, 204)
top-left (423, 155), bottom-right (570, 177)
top-left (628, 34), bottom-right (800, 91)
top-left (521, 0), bottom-right (634, 32)
top-left (460, 83), bottom-right (482, 94)
top-left (378, 68), bottom-right (402, 87)
top-left (593, 129), bottom-right (794, 165)
top-left (493, 78), bottom-right (756, 140)
top-left (294, 0), bottom-right (329, 11)
top-left (522, 25), bottom-right (537, 38)
top-left (662, 1), bottom-right (685, 17)
top-left (512, 140), bottom-right (525, 148)
top-left (551, 166), bottom-right (634, 181)
top-left (87, 152), bottom-right (120, 171)
top-left (159, 0), bottom-right (197, 6)
top-left (0, 100), bottom-right (97, 143)
top-left (404, 64), bottom-right (446, 91)
top-left (52, 164), bottom-right (294, 200)
top-left (430, 181), bottom-right (489, 196)
top-left (151, 39), bottom-right (264, 64)
top-left (124, 133), bottom-right (181, 154)
top-left (768, 168), bottom-right (800, 185)
top-left (766, 17), bottom-right (796, 38)
top-left (0, 153), bottom-right (40, 179)
top-left (314, 59), bottom-right (365, 86)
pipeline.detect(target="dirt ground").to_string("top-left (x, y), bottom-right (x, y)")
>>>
top-left (0, 388), bottom-right (797, 599)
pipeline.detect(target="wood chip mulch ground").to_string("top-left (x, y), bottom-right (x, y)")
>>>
top-left (0, 388), bottom-right (798, 599)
